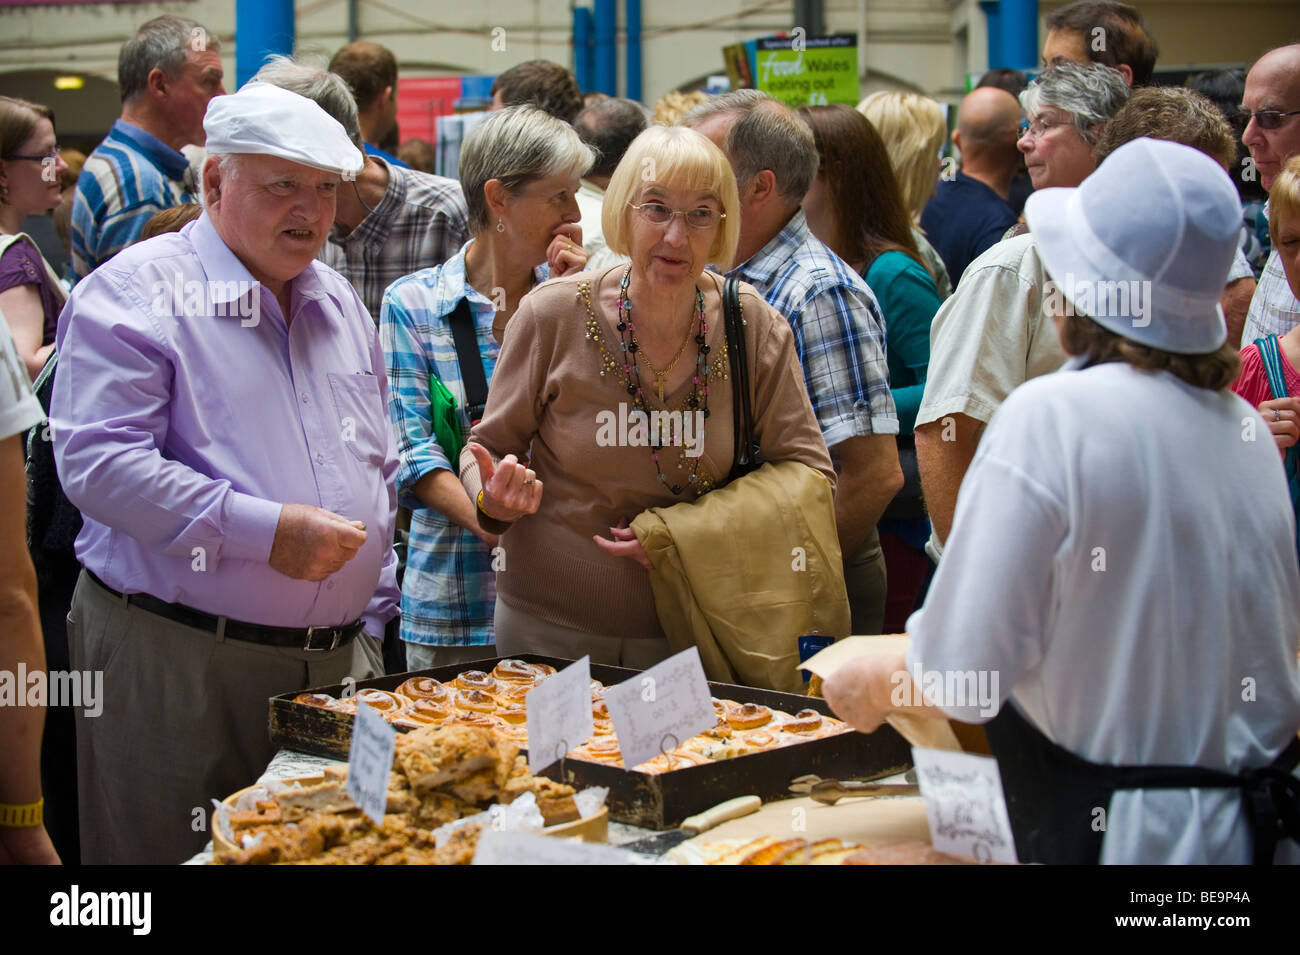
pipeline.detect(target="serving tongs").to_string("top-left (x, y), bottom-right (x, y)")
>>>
top-left (790, 771), bottom-right (920, 805)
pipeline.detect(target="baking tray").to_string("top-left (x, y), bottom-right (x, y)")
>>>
top-left (268, 654), bottom-right (912, 830)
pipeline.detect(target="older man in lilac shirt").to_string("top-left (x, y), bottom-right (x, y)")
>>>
top-left (51, 83), bottom-right (398, 864)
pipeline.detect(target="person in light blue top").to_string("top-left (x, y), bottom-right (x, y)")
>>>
top-left (70, 15), bottom-right (224, 279)
top-left (380, 106), bottom-right (592, 670)
top-left (800, 103), bottom-right (943, 632)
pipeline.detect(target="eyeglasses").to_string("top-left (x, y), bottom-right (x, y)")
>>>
top-left (5, 144), bottom-right (60, 163)
top-left (629, 201), bottom-right (725, 229)
top-left (1243, 108), bottom-right (1300, 131)
top-left (1018, 117), bottom-right (1071, 140)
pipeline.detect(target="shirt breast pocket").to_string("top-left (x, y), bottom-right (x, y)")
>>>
top-left (327, 372), bottom-right (388, 467)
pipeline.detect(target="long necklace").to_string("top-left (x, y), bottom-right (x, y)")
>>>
top-left (616, 266), bottom-right (711, 495)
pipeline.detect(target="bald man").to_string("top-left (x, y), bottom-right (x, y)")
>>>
top-left (920, 87), bottom-right (1020, 287)
top-left (1242, 44), bottom-right (1300, 346)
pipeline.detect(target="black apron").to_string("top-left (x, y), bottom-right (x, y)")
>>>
top-left (984, 702), bottom-right (1300, 864)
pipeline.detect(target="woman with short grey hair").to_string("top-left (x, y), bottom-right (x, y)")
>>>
top-left (1017, 61), bottom-right (1130, 190)
top-left (379, 105), bottom-right (593, 670)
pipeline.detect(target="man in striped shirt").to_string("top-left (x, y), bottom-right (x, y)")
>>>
top-left (683, 91), bottom-right (903, 636)
top-left (70, 16), bottom-right (223, 280)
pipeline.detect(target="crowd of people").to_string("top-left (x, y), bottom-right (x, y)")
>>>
top-left (1, 0), bottom-right (1298, 866)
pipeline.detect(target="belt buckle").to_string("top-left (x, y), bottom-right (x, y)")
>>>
top-left (304, 626), bottom-right (342, 652)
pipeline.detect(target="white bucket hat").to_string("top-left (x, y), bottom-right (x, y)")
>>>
top-left (203, 82), bottom-right (364, 178)
top-left (1025, 137), bottom-right (1241, 354)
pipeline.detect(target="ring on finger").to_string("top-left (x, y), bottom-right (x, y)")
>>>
top-left (523, 478), bottom-right (535, 486)
top-left (1276, 409), bottom-right (1282, 422)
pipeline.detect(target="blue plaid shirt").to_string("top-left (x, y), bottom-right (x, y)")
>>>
top-left (71, 120), bottom-right (194, 280)
top-left (727, 209), bottom-right (898, 447)
top-left (380, 243), bottom-right (546, 646)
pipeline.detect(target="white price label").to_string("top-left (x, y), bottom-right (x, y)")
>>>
top-left (471, 829), bottom-right (641, 865)
top-left (603, 647), bottom-right (715, 772)
top-left (346, 701), bottom-right (397, 825)
top-left (911, 747), bottom-right (1018, 864)
top-left (525, 656), bottom-right (594, 773)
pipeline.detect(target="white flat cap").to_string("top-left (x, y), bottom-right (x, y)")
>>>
top-left (203, 82), bottom-right (364, 177)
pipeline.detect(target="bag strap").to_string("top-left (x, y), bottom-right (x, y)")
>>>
top-left (1257, 335), bottom-right (1290, 400)
top-left (724, 277), bottom-right (757, 468)
top-left (1255, 336), bottom-right (1300, 547)
top-left (449, 297), bottom-right (488, 417)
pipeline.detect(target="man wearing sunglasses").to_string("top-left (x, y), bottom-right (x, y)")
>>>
top-left (1242, 45), bottom-right (1300, 347)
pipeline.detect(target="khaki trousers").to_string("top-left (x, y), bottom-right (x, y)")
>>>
top-left (68, 570), bottom-right (382, 865)
top-left (843, 527), bottom-right (888, 636)
top-left (403, 642), bottom-right (499, 671)
top-left (494, 599), bottom-right (671, 670)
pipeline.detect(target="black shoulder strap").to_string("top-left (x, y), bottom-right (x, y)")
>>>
top-left (724, 277), bottom-right (758, 470)
top-left (448, 297), bottom-right (488, 416)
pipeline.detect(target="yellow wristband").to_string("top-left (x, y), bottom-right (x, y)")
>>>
top-left (0, 798), bottom-right (43, 828)
top-left (476, 489), bottom-right (499, 521)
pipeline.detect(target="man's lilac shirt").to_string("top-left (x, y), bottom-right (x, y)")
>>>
top-left (51, 212), bottom-right (399, 637)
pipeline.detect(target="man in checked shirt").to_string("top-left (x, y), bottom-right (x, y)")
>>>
top-left (683, 91), bottom-right (903, 635)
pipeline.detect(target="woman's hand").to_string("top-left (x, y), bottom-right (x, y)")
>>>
top-left (593, 518), bottom-right (652, 570)
top-left (546, 223), bottom-right (587, 277)
top-left (468, 442), bottom-right (542, 522)
top-left (1258, 396), bottom-right (1300, 451)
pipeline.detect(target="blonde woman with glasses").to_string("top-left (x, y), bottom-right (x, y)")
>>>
top-left (460, 125), bottom-right (834, 665)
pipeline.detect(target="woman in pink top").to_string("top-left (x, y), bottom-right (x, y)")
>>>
top-left (1233, 156), bottom-right (1300, 453)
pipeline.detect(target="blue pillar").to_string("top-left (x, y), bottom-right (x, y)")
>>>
top-left (236, 0), bottom-right (295, 88)
top-left (574, 7), bottom-right (593, 93)
top-left (979, 1), bottom-right (1003, 72)
top-left (594, 0), bottom-right (617, 96)
top-left (998, 0), bottom-right (1038, 72)
top-left (625, 0), bottom-right (641, 104)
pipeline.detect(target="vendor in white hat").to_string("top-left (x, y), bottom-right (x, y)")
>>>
top-left (823, 138), bottom-right (1300, 864)
top-left (51, 82), bottom-right (399, 864)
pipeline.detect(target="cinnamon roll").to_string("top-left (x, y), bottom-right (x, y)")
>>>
top-left (741, 730), bottom-right (778, 750)
top-left (354, 688), bottom-right (408, 713)
top-left (497, 723), bottom-right (529, 744)
top-left (781, 708), bottom-right (824, 735)
top-left (395, 676), bottom-right (449, 703)
top-left (455, 689), bottom-right (498, 714)
top-left (578, 738), bottom-right (622, 762)
top-left (498, 682), bottom-right (534, 703)
top-left (292, 692), bottom-right (337, 708)
top-left (726, 702), bottom-right (773, 731)
top-left (496, 702), bottom-right (527, 725)
top-left (453, 670), bottom-right (497, 694)
top-left (491, 659), bottom-right (540, 684)
top-left (403, 698), bottom-right (452, 725)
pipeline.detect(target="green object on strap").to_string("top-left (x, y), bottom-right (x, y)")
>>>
top-left (429, 373), bottom-right (465, 464)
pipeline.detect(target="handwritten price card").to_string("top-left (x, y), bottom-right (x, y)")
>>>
top-left (911, 747), bottom-right (1017, 864)
top-left (525, 655), bottom-right (594, 773)
top-left (603, 647), bottom-right (715, 772)
top-left (346, 701), bottom-right (397, 825)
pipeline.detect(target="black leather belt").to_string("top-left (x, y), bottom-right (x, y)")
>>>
top-left (86, 570), bottom-right (364, 652)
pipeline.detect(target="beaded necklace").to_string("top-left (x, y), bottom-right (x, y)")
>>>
top-left (579, 266), bottom-right (727, 495)
top-left (616, 267), bottom-right (712, 495)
